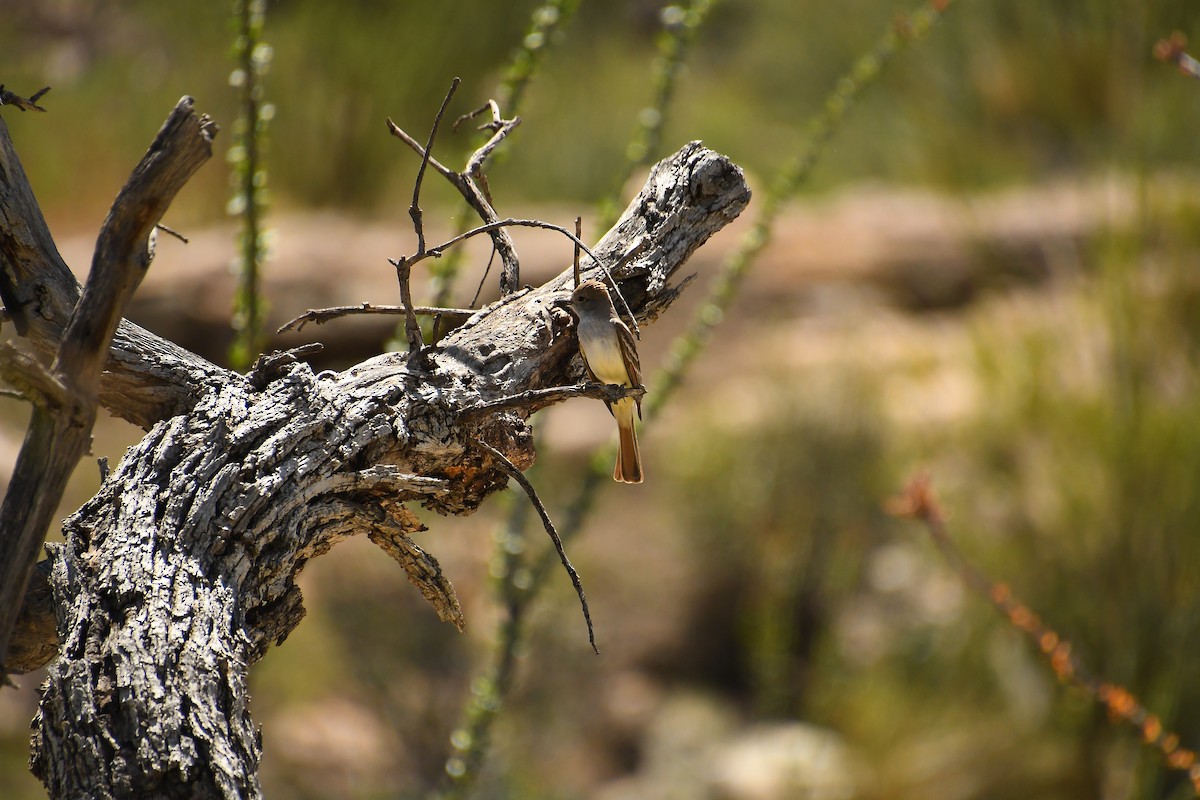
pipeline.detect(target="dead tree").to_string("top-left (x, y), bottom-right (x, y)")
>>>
top-left (0, 96), bottom-right (750, 798)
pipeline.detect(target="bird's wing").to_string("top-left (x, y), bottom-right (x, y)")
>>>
top-left (616, 319), bottom-right (643, 417)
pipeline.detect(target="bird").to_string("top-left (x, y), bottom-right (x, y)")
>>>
top-left (566, 279), bottom-right (644, 484)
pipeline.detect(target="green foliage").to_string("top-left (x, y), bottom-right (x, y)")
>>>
top-left (954, 203), bottom-right (1200, 795)
top-left (4, 0), bottom-right (1200, 220)
top-left (671, 384), bottom-right (890, 718)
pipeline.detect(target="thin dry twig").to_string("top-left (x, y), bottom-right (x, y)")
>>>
top-left (891, 473), bottom-right (1200, 795)
top-left (390, 78), bottom-right (463, 354)
top-left (468, 247), bottom-right (499, 312)
top-left (277, 302), bottom-right (476, 334)
top-left (411, 78), bottom-right (461, 255)
top-left (573, 216), bottom-right (582, 288)
top-left (457, 383), bottom-right (645, 422)
top-left (386, 118), bottom-right (457, 181)
top-left (414, 216), bottom-right (641, 336)
top-left (388, 101), bottom-right (523, 295)
top-left (154, 223), bottom-right (189, 244)
top-left (389, 93), bottom-right (639, 328)
top-left (471, 437), bottom-right (598, 654)
top-left (465, 117), bottom-right (520, 204)
top-left (454, 100), bottom-right (504, 133)
top-left (0, 85), bottom-right (50, 112)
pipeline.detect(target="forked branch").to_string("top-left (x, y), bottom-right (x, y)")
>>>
top-left (0, 96), bottom-right (216, 679)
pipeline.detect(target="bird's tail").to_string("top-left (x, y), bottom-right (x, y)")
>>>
top-left (613, 399), bottom-right (643, 484)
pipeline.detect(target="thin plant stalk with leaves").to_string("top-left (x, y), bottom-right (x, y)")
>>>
top-left (228, 0), bottom-right (272, 371)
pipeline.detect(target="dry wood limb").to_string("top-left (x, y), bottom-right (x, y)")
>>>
top-left (387, 112), bottom-right (523, 294)
top-left (11, 139), bottom-right (747, 799)
top-left (457, 382), bottom-right (646, 421)
top-left (0, 96), bottom-right (216, 679)
top-left (472, 436), bottom-right (598, 653)
top-left (0, 100), bottom-right (238, 429)
top-left (0, 85), bottom-right (50, 112)
top-left (382, 213), bottom-right (640, 335)
top-left (278, 302), bottom-right (477, 334)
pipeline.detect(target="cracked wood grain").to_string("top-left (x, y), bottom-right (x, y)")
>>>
top-left (4, 121), bottom-right (749, 797)
top-left (0, 96), bottom-right (217, 684)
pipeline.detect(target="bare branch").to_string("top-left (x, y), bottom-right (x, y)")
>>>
top-left (390, 258), bottom-right (424, 352)
top-left (0, 85), bottom-right (50, 112)
top-left (410, 78), bottom-right (460, 255)
top-left (573, 216), bottom-right (582, 288)
top-left (388, 96), bottom-right (523, 295)
top-left (278, 302), bottom-right (476, 334)
top-left (457, 383), bottom-right (645, 422)
top-left (454, 99), bottom-right (504, 133)
top-left (0, 96), bottom-right (216, 678)
top-left (0, 98), bottom-right (236, 429)
top-left (468, 246), bottom-right (499, 310)
top-left (471, 437), bottom-right (598, 654)
top-left (422, 216), bottom-right (641, 336)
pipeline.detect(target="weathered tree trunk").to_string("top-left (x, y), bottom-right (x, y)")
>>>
top-left (2, 96), bottom-right (749, 798)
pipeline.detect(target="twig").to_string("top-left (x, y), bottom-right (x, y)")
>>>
top-left (154, 223), bottom-right (189, 244)
top-left (387, 78), bottom-right (462, 355)
top-left (388, 104), bottom-right (524, 295)
top-left (425, 1), bottom-right (582, 340)
top-left (457, 100), bottom-right (512, 208)
top-left (890, 474), bottom-right (1200, 796)
top-left (465, 116), bottom-right (520, 199)
top-left (457, 383), bottom-right (645, 422)
top-left (390, 257), bottom-right (423, 353)
top-left (468, 247), bottom-right (498, 311)
top-left (573, 216), bottom-right (582, 288)
top-left (277, 302), bottom-right (476, 334)
top-left (412, 216), bottom-right (640, 336)
top-left (411, 78), bottom-right (461, 255)
top-left (471, 437), bottom-right (598, 654)
top-left (0, 86), bottom-right (50, 113)
top-left (386, 118), bottom-right (458, 182)
top-left (455, 99), bottom-right (504, 133)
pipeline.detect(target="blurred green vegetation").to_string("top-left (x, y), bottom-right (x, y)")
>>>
top-left (4, 1), bottom-right (1200, 799)
top-left (3, 1), bottom-right (1200, 225)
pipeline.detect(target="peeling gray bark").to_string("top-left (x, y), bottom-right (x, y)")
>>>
top-left (9, 125), bottom-right (749, 797)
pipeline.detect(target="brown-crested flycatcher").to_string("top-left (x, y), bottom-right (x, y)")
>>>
top-left (567, 279), bottom-right (644, 483)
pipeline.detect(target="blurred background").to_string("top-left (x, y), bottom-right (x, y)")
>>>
top-left (3, 0), bottom-right (1200, 798)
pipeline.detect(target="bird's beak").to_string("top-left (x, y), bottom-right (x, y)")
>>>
top-left (550, 296), bottom-right (573, 312)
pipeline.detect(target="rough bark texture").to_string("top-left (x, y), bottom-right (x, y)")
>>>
top-left (2, 115), bottom-right (749, 796)
top-left (0, 97), bottom-right (218, 682)
top-left (0, 101), bottom-right (236, 431)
